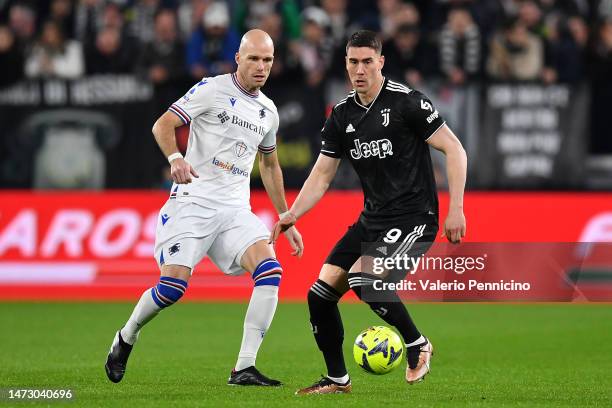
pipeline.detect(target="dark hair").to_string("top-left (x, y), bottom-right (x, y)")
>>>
top-left (346, 30), bottom-right (382, 54)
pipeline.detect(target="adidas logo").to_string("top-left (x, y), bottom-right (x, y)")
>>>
top-left (377, 246), bottom-right (388, 255)
top-left (346, 123), bottom-right (355, 133)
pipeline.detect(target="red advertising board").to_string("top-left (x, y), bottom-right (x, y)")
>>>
top-left (0, 191), bottom-right (611, 301)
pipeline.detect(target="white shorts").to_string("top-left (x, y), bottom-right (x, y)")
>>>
top-left (154, 200), bottom-right (270, 276)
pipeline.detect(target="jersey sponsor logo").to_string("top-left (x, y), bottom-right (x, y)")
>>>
top-left (230, 115), bottom-right (266, 136)
top-left (426, 110), bottom-right (439, 124)
top-left (161, 214), bottom-right (170, 225)
top-left (420, 99), bottom-right (433, 112)
top-left (350, 138), bottom-right (393, 159)
top-left (346, 123), bottom-right (355, 133)
top-left (218, 111), bottom-right (230, 123)
top-left (381, 108), bottom-right (390, 127)
top-left (234, 141), bottom-right (248, 158)
top-left (229, 97), bottom-right (237, 106)
top-left (212, 157), bottom-right (249, 177)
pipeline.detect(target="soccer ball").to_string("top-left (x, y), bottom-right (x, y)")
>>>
top-left (353, 326), bottom-right (404, 375)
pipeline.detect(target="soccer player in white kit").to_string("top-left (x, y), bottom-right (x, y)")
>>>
top-left (105, 30), bottom-right (303, 386)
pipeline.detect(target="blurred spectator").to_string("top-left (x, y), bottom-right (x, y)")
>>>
top-left (383, 23), bottom-right (428, 87)
top-left (296, 6), bottom-right (333, 88)
top-left (259, 12), bottom-right (302, 84)
top-left (487, 17), bottom-right (544, 80)
top-left (49, 0), bottom-right (75, 38)
top-left (186, 1), bottom-right (239, 79)
top-left (518, 0), bottom-right (546, 37)
top-left (0, 25), bottom-right (25, 88)
top-left (177, 0), bottom-right (208, 40)
top-left (596, 0), bottom-right (612, 19)
top-left (543, 14), bottom-right (588, 83)
top-left (127, 0), bottom-right (160, 44)
top-left (321, 0), bottom-right (350, 46)
top-left (9, 3), bottom-right (36, 50)
top-left (589, 19), bottom-right (612, 153)
top-left (74, 0), bottom-right (106, 45)
top-left (377, 0), bottom-right (403, 39)
top-left (439, 7), bottom-right (481, 85)
top-left (235, 0), bottom-right (301, 41)
top-left (25, 20), bottom-right (84, 79)
top-left (137, 9), bottom-right (185, 86)
top-left (85, 26), bottom-right (132, 73)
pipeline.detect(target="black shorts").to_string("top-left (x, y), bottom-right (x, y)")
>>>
top-left (325, 212), bottom-right (439, 277)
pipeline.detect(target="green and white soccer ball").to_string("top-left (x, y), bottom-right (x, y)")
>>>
top-left (353, 326), bottom-right (404, 375)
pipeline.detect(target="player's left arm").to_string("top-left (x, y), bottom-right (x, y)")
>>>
top-left (259, 150), bottom-right (304, 257)
top-left (427, 124), bottom-right (467, 244)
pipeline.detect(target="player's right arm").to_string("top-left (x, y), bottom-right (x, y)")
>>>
top-left (153, 78), bottom-right (217, 184)
top-left (269, 154), bottom-right (340, 243)
top-left (290, 154), bottom-right (340, 219)
top-left (270, 104), bottom-right (343, 243)
top-left (152, 112), bottom-right (199, 184)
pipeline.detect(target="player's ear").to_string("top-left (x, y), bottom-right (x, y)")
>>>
top-left (235, 52), bottom-right (240, 65)
top-left (379, 54), bottom-right (385, 71)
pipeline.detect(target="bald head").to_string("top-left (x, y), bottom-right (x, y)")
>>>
top-left (239, 29), bottom-right (274, 54)
top-left (235, 29), bottom-right (275, 92)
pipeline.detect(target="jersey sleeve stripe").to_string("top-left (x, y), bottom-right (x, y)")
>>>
top-left (385, 86), bottom-right (411, 95)
top-left (387, 81), bottom-right (413, 91)
top-left (320, 149), bottom-right (340, 158)
top-left (258, 144), bottom-right (276, 154)
top-left (424, 121), bottom-right (446, 141)
top-left (169, 104), bottom-right (191, 124)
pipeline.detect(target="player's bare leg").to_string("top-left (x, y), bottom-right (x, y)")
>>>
top-left (228, 240), bottom-right (283, 386)
top-left (296, 264), bottom-right (353, 395)
top-left (105, 265), bottom-right (190, 383)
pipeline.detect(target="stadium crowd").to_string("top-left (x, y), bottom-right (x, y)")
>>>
top-left (0, 0), bottom-right (611, 90)
top-left (0, 0), bottom-right (611, 190)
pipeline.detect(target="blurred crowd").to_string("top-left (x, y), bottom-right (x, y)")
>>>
top-left (0, 0), bottom-right (611, 90)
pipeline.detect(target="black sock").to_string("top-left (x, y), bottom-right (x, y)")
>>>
top-left (349, 273), bottom-right (421, 344)
top-left (308, 280), bottom-right (346, 378)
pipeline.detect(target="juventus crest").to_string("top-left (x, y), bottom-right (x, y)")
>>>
top-left (381, 108), bottom-right (390, 127)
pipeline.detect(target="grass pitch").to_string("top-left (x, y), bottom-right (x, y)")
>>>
top-left (1, 302), bottom-right (611, 407)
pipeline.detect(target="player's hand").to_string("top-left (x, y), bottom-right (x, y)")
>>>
top-left (170, 157), bottom-right (199, 184)
top-left (269, 212), bottom-right (297, 245)
top-left (441, 208), bottom-right (466, 244)
top-left (283, 226), bottom-right (304, 257)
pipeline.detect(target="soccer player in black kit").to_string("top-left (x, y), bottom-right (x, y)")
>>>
top-left (270, 30), bottom-right (467, 394)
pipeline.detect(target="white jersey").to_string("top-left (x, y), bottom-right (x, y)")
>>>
top-left (167, 73), bottom-right (279, 209)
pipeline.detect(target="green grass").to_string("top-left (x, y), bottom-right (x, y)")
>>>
top-left (1, 302), bottom-right (611, 407)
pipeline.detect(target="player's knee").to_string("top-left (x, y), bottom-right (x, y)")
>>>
top-left (348, 272), bottom-right (382, 300)
top-left (252, 258), bottom-right (282, 287)
top-left (308, 279), bottom-right (341, 306)
top-left (151, 276), bottom-right (188, 308)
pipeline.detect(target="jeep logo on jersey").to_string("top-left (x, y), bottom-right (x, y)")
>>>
top-left (381, 108), bottom-right (390, 127)
top-left (350, 138), bottom-right (393, 159)
top-left (234, 141), bottom-right (247, 157)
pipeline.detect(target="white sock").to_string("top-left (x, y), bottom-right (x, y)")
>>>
top-left (120, 289), bottom-right (162, 345)
top-left (327, 374), bottom-right (350, 384)
top-left (405, 335), bottom-right (426, 348)
top-left (235, 285), bottom-right (279, 371)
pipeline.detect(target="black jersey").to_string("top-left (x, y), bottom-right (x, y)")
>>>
top-left (320, 78), bottom-right (445, 228)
